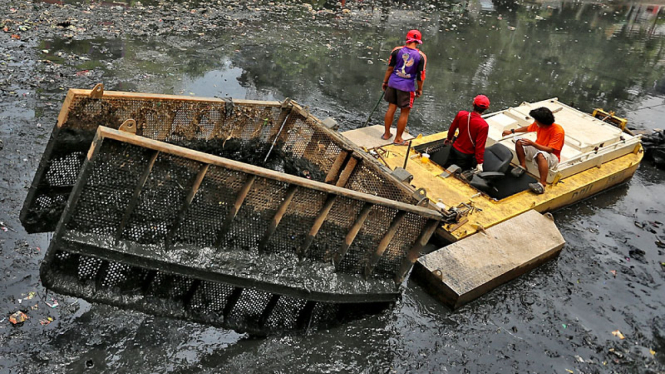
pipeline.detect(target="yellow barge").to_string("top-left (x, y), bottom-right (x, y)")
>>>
top-left (344, 98), bottom-right (644, 308)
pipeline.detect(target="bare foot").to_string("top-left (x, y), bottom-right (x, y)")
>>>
top-left (381, 133), bottom-right (393, 140)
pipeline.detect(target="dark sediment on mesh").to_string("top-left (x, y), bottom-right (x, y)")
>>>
top-left (171, 137), bottom-right (328, 182)
top-left (41, 249), bottom-right (392, 336)
top-left (24, 133), bottom-right (327, 233)
top-left (60, 230), bottom-right (398, 300)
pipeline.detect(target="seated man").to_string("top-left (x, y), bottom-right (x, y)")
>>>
top-left (443, 95), bottom-right (490, 172)
top-left (501, 107), bottom-right (565, 194)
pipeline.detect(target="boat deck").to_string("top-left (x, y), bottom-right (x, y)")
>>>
top-left (380, 132), bottom-right (641, 241)
top-left (343, 99), bottom-right (644, 242)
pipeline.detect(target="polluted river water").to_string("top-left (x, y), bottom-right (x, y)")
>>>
top-left (1, 0), bottom-right (664, 372)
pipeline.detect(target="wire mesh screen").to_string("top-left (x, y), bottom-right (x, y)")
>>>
top-left (40, 249), bottom-right (388, 335)
top-left (56, 134), bottom-right (435, 284)
top-left (28, 89), bottom-right (443, 332)
top-left (22, 90), bottom-right (417, 233)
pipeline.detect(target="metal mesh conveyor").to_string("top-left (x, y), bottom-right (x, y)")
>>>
top-left (30, 87), bottom-right (442, 334)
top-left (41, 127), bottom-right (440, 334)
top-left (21, 86), bottom-right (420, 233)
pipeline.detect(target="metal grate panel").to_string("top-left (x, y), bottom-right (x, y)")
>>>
top-left (41, 249), bottom-right (390, 335)
top-left (22, 90), bottom-right (419, 233)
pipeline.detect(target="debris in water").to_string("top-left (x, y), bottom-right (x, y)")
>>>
top-left (39, 317), bottom-right (54, 325)
top-left (612, 330), bottom-right (625, 339)
top-left (9, 311), bottom-right (28, 324)
top-left (655, 235), bottom-right (665, 248)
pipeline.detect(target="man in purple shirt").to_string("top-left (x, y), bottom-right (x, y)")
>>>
top-left (381, 29), bottom-right (427, 145)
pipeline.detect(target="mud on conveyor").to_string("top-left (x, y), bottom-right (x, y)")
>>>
top-left (28, 88), bottom-right (442, 335)
top-left (39, 128), bottom-right (441, 335)
top-left (21, 88), bottom-right (418, 233)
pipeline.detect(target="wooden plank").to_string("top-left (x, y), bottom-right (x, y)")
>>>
top-left (394, 219), bottom-right (440, 284)
top-left (324, 150), bottom-right (349, 184)
top-left (296, 300), bottom-right (317, 330)
top-left (57, 89), bottom-right (77, 128)
top-left (50, 134), bottom-right (105, 243)
top-left (341, 125), bottom-right (414, 150)
top-left (258, 185), bottom-right (298, 252)
top-left (115, 150), bottom-right (160, 241)
top-left (333, 202), bottom-right (373, 268)
top-left (364, 210), bottom-right (407, 278)
top-left (165, 164), bottom-right (209, 248)
top-left (182, 279), bottom-right (202, 309)
top-left (335, 157), bottom-right (358, 187)
top-left (141, 270), bottom-right (158, 294)
top-left (413, 210), bottom-right (565, 309)
top-left (96, 127), bottom-right (443, 220)
top-left (68, 89), bottom-right (282, 107)
top-left (258, 294), bottom-right (281, 328)
top-left (94, 261), bottom-right (110, 290)
top-left (280, 103), bottom-right (420, 202)
top-left (223, 287), bottom-right (244, 319)
top-left (298, 194), bottom-right (337, 258)
top-left (215, 175), bottom-right (256, 247)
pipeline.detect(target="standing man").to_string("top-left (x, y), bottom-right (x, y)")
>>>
top-left (381, 29), bottom-right (427, 145)
top-left (501, 107), bottom-right (565, 195)
top-left (443, 95), bottom-right (491, 171)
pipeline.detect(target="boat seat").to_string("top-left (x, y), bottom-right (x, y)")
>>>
top-left (469, 143), bottom-right (513, 192)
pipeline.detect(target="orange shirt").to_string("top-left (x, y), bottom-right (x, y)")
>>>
top-left (526, 122), bottom-right (565, 161)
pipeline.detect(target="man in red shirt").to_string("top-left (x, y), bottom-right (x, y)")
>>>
top-left (501, 107), bottom-right (565, 194)
top-left (443, 95), bottom-right (490, 171)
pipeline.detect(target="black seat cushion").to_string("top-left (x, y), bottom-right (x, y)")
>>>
top-left (469, 143), bottom-right (513, 192)
top-left (483, 143), bottom-right (513, 174)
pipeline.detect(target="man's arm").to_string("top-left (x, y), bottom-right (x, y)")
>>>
top-left (415, 51), bottom-right (426, 98)
top-left (501, 125), bottom-right (530, 137)
top-left (445, 113), bottom-right (461, 144)
top-left (475, 125), bottom-right (489, 164)
top-left (382, 66), bottom-right (394, 91)
top-left (383, 48), bottom-right (399, 91)
top-left (520, 140), bottom-right (556, 153)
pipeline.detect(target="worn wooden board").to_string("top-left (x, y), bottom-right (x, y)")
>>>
top-left (413, 209), bottom-right (565, 309)
top-left (341, 125), bottom-right (415, 150)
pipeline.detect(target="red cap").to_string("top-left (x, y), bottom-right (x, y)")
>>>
top-left (473, 95), bottom-right (490, 109)
top-left (406, 29), bottom-right (422, 44)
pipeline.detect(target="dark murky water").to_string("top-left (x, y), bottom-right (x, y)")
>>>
top-left (1, 0), bottom-right (664, 372)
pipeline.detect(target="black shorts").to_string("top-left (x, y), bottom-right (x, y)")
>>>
top-left (384, 86), bottom-right (415, 109)
top-left (443, 146), bottom-right (476, 171)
